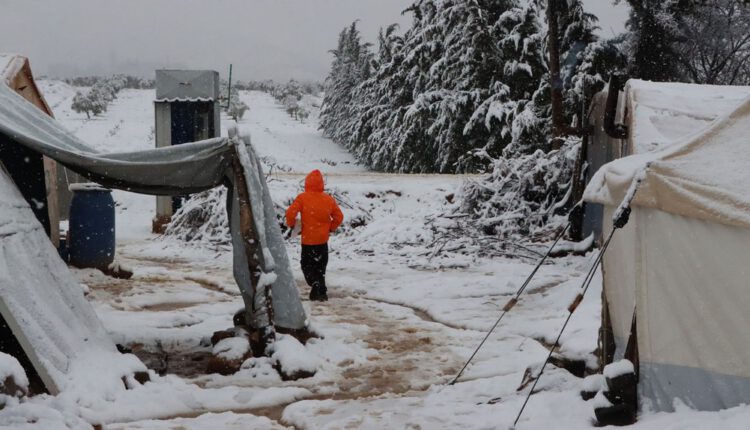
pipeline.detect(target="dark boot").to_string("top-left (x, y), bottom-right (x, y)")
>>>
top-left (318, 286), bottom-right (328, 302)
top-left (309, 286), bottom-right (321, 301)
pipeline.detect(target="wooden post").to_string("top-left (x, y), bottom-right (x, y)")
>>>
top-left (226, 64), bottom-right (233, 109)
top-left (230, 146), bottom-right (276, 347)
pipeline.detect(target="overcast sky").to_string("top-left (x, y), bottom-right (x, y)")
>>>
top-left (0, 0), bottom-right (629, 82)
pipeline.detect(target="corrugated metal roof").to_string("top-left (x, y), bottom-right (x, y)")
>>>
top-left (155, 69), bottom-right (220, 102)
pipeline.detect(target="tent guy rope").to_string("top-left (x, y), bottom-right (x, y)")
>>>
top-left (511, 206), bottom-right (632, 428)
top-left (449, 220), bottom-right (572, 386)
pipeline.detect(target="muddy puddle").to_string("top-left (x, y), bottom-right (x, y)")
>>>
top-left (130, 346), bottom-right (214, 378)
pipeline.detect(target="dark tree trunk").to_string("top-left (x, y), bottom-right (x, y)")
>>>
top-left (546, 0), bottom-right (566, 143)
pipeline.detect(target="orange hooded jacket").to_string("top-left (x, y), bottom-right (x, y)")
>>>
top-left (285, 170), bottom-right (344, 245)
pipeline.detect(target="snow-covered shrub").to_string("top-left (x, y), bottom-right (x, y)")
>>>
top-left (70, 75), bottom-right (129, 119)
top-left (71, 91), bottom-right (106, 119)
top-left (221, 81), bottom-right (250, 121)
top-left (164, 188), bottom-right (230, 248)
top-left (228, 98), bottom-right (249, 121)
top-left (458, 138), bottom-right (580, 242)
top-left (276, 80), bottom-right (307, 122)
top-left (65, 74), bottom-right (154, 89)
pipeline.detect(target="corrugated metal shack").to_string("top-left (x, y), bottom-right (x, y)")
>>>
top-left (153, 69), bottom-right (221, 232)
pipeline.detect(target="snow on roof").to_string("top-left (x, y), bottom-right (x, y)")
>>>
top-left (155, 69), bottom-right (219, 102)
top-left (155, 96), bottom-right (215, 103)
top-left (585, 92), bottom-right (750, 229)
top-left (626, 79), bottom-right (750, 154)
top-left (0, 53), bottom-right (25, 85)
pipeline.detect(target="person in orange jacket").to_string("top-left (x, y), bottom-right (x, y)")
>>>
top-left (285, 170), bottom-right (344, 301)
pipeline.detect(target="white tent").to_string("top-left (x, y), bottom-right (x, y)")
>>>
top-left (584, 84), bottom-right (750, 412)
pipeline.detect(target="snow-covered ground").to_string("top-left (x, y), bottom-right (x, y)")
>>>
top-left (3, 82), bottom-right (749, 429)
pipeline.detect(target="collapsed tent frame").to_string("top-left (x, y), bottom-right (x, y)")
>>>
top-left (0, 57), bottom-right (309, 396)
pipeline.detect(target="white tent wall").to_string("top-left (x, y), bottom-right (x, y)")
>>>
top-left (636, 207), bottom-right (750, 412)
top-left (601, 205), bottom-right (636, 361)
top-left (602, 205), bottom-right (750, 412)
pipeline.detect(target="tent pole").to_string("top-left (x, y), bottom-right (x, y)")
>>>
top-left (226, 64), bottom-right (233, 109)
top-left (231, 146), bottom-right (276, 348)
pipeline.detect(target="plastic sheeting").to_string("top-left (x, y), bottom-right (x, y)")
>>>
top-left (0, 81), bottom-right (306, 332)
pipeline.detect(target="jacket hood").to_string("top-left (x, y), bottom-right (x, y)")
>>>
top-left (305, 169), bottom-right (324, 192)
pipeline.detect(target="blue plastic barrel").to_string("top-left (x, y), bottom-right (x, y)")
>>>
top-left (68, 183), bottom-right (115, 269)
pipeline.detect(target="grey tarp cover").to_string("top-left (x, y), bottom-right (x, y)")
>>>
top-left (0, 82), bottom-right (306, 331)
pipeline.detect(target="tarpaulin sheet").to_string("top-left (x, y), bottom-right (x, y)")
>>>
top-left (0, 82), bottom-right (306, 332)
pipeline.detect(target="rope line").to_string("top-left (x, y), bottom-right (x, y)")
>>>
top-left (449, 222), bottom-right (571, 386)
top-left (512, 226), bottom-right (617, 428)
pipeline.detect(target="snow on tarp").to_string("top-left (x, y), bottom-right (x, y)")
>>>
top-left (0, 80), bottom-right (306, 330)
top-left (624, 80), bottom-right (750, 154)
top-left (0, 78), bottom-right (307, 392)
top-left (584, 93), bottom-right (750, 230)
top-left (0, 164), bottom-right (146, 396)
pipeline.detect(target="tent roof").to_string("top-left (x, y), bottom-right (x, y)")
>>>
top-left (625, 80), bottom-right (750, 154)
top-left (585, 92), bottom-right (750, 229)
top-left (155, 69), bottom-right (219, 102)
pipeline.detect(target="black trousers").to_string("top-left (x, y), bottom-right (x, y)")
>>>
top-left (301, 243), bottom-right (328, 293)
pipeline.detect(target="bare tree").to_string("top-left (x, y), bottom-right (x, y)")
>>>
top-left (677, 0), bottom-right (750, 85)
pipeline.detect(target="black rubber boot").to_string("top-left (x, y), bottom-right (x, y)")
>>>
top-left (309, 286), bottom-right (320, 301)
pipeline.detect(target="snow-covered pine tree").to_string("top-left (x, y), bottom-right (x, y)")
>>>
top-left (465, 2), bottom-right (549, 156)
top-left (319, 22), bottom-right (373, 148)
top-left (458, 0), bottom-right (615, 242)
top-left (420, 0), bottom-right (515, 172)
top-left (558, 0), bottom-right (600, 121)
top-left (619, 0), bottom-right (691, 82)
top-left (327, 1), bottom-right (528, 173)
top-left (348, 24), bottom-right (404, 168)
